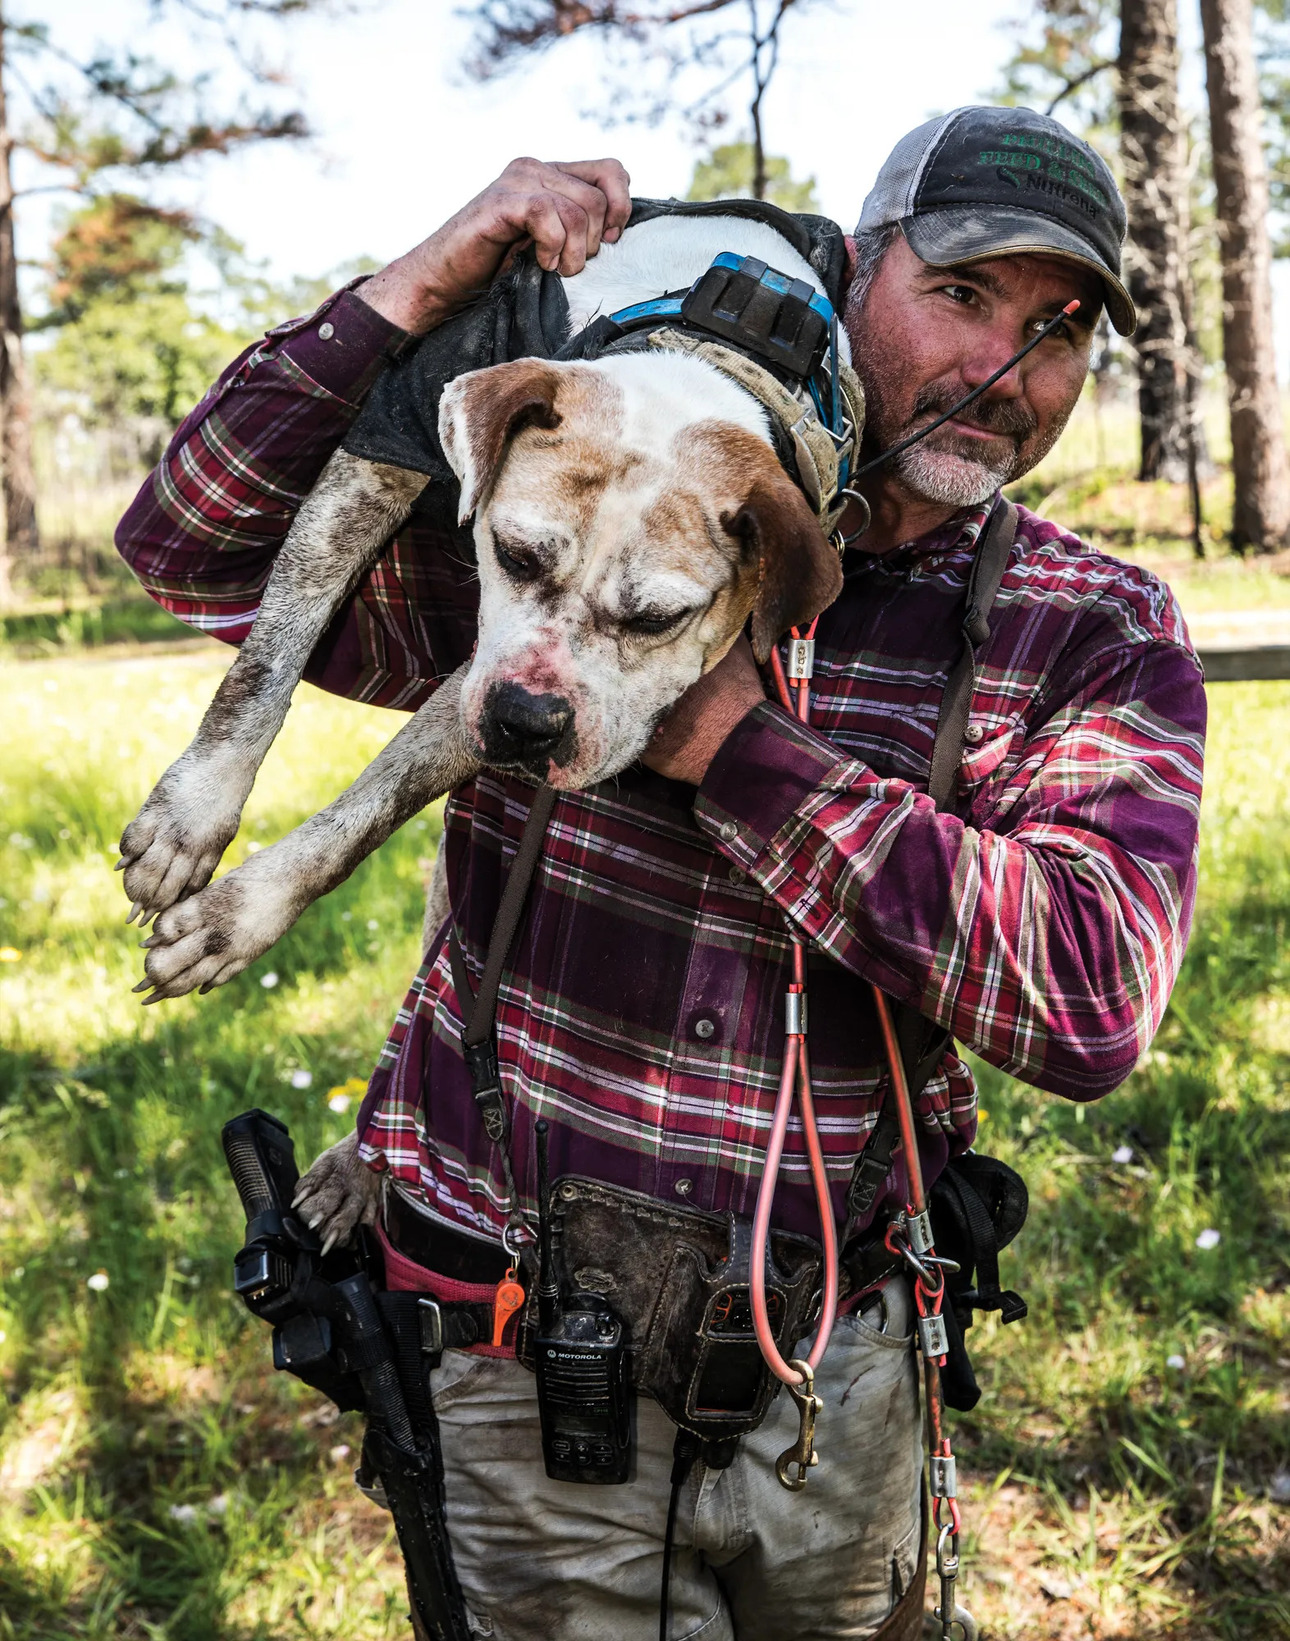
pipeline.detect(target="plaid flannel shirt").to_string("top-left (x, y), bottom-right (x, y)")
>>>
top-left (116, 284), bottom-right (1207, 1242)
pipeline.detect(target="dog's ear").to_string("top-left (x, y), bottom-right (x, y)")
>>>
top-left (725, 467), bottom-right (844, 662)
top-left (439, 359), bottom-right (563, 522)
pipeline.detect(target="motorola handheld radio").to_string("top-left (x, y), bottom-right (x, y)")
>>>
top-left (532, 1120), bottom-right (634, 1484)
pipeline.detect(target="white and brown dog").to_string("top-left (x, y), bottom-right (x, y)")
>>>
top-left (118, 212), bottom-right (857, 1236)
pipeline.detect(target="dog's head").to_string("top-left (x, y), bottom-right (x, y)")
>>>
top-left (439, 350), bottom-right (842, 788)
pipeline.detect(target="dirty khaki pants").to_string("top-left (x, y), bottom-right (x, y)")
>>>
top-left (426, 1275), bottom-right (923, 1641)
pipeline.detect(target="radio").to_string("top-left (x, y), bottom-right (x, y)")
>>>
top-left (532, 1121), bottom-right (634, 1485)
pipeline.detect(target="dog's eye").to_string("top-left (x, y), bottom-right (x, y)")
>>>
top-left (623, 608), bottom-right (688, 637)
top-left (494, 539), bottom-right (540, 582)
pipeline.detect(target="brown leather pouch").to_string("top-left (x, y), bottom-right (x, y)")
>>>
top-left (516, 1176), bottom-right (822, 1442)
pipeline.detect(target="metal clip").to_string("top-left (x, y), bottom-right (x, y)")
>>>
top-left (775, 1359), bottom-right (823, 1491)
top-left (784, 990), bottom-right (807, 1036)
top-left (935, 1522), bottom-right (978, 1639)
top-left (787, 637), bottom-right (815, 682)
top-left (917, 1312), bottom-right (949, 1359)
top-left (930, 1452), bottom-right (957, 1498)
top-left (907, 1208), bottom-right (934, 1255)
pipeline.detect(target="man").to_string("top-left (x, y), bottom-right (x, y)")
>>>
top-left (117, 106), bottom-right (1205, 1640)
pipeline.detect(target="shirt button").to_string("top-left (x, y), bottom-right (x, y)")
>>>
top-left (728, 865), bottom-right (746, 885)
top-left (719, 821), bottom-right (738, 842)
top-left (694, 1018), bottom-right (716, 1040)
top-left (964, 722), bottom-right (985, 745)
top-left (674, 1178), bottom-right (693, 1198)
top-left (318, 321), bottom-right (335, 340)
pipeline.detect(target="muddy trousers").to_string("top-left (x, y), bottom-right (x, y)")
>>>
top-left (410, 1274), bottom-right (923, 1641)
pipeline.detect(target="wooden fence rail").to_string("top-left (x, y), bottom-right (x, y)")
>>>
top-left (1196, 646), bottom-right (1290, 682)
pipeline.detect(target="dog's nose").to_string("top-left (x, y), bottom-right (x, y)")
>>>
top-left (481, 681), bottom-right (575, 770)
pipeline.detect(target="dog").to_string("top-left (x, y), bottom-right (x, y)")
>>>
top-left (117, 210), bottom-right (857, 1241)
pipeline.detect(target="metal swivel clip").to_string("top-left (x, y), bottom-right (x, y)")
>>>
top-left (934, 1520), bottom-right (978, 1640)
top-left (775, 1358), bottom-right (823, 1491)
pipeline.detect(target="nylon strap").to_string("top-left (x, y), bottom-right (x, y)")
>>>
top-left (926, 499), bottom-right (1018, 811)
top-left (847, 498), bottom-right (1018, 1221)
top-left (453, 783), bottom-right (557, 1049)
top-left (448, 783), bottom-right (555, 1160)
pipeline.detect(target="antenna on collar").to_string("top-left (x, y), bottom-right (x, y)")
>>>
top-left (847, 300), bottom-right (1082, 486)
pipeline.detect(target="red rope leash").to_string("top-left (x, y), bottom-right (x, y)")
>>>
top-left (750, 619), bottom-right (839, 1389)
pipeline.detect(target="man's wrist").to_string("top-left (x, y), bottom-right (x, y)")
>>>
top-left (355, 250), bottom-right (459, 336)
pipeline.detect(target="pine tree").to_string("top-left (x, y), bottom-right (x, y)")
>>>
top-left (0, 1), bottom-right (321, 604)
top-left (1200, 0), bottom-right (1290, 550)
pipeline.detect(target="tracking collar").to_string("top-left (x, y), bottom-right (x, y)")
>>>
top-left (558, 253), bottom-right (865, 537)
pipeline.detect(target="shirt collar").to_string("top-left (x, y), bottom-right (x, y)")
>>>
top-left (844, 497), bottom-right (996, 576)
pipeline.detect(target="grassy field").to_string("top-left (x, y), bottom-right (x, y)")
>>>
top-left (1, 605), bottom-right (1288, 1636)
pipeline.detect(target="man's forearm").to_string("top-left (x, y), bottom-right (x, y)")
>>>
top-left (693, 645), bottom-right (1205, 1101)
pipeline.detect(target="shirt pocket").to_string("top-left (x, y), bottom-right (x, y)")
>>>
top-left (959, 717), bottom-right (1025, 813)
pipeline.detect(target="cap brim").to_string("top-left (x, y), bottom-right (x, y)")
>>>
top-left (903, 206), bottom-right (1137, 336)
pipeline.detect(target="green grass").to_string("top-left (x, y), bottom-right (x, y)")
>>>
top-left (0, 650), bottom-right (439, 1639)
top-left (1, 653), bottom-right (1288, 1638)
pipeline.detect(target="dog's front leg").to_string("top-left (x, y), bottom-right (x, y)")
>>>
top-left (119, 451), bottom-right (429, 922)
top-left (292, 1131), bottom-right (382, 1254)
top-left (134, 666), bottom-right (481, 1001)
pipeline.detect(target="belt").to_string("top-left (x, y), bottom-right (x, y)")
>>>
top-left (385, 1175), bottom-right (899, 1310)
top-left (383, 1180), bottom-right (514, 1283)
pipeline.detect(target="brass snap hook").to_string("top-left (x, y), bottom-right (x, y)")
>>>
top-left (775, 1359), bottom-right (823, 1492)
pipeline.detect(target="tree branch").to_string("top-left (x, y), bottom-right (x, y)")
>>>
top-left (1043, 56), bottom-right (1114, 115)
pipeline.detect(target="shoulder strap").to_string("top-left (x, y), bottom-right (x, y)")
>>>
top-left (847, 498), bottom-right (1018, 1222)
top-left (926, 498), bottom-right (1017, 811)
top-left (448, 784), bottom-right (555, 1146)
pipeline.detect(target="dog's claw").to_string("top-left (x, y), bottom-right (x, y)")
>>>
top-left (131, 978), bottom-right (152, 994)
top-left (321, 1229), bottom-right (338, 1256)
top-left (114, 856), bottom-right (128, 871)
top-left (140, 991), bottom-right (164, 1005)
top-left (126, 902), bottom-right (143, 925)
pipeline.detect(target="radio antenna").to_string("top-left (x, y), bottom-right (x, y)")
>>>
top-left (848, 299), bottom-right (1082, 484)
top-left (534, 1119), bottom-right (558, 1332)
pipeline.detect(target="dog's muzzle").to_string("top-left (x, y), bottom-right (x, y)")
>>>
top-left (479, 681), bottom-right (576, 775)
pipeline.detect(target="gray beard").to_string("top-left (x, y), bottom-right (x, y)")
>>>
top-left (892, 443), bottom-right (1015, 508)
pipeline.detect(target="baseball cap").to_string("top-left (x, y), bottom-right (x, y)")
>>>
top-left (857, 105), bottom-right (1136, 335)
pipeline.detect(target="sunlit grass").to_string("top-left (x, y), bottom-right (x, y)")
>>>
top-left (0, 647), bottom-right (438, 1639)
top-left (0, 649), bottom-right (1287, 1637)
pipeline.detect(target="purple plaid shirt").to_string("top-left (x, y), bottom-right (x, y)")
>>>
top-left (116, 283), bottom-right (1207, 1243)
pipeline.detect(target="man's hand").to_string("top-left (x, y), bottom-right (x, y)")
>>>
top-left (359, 157), bottom-right (632, 335)
top-left (642, 637), bottom-right (765, 786)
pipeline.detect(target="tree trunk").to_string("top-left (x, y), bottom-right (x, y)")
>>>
top-left (1200, 0), bottom-right (1290, 552)
top-left (1119, 0), bottom-right (1207, 483)
top-left (0, 0), bottom-right (38, 604)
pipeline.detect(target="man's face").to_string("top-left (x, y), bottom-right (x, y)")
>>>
top-left (845, 234), bottom-right (1101, 508)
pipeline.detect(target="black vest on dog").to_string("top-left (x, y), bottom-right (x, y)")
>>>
top-left (342, 197), bottom-right (850, 487)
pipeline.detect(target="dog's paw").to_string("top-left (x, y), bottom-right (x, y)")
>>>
top-left (119, 754), bottom-right (252, 922)
top-left (134, 853), bottom-right (299, 1002)
top-left (293, 1132), bottom-right (381, 1254)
